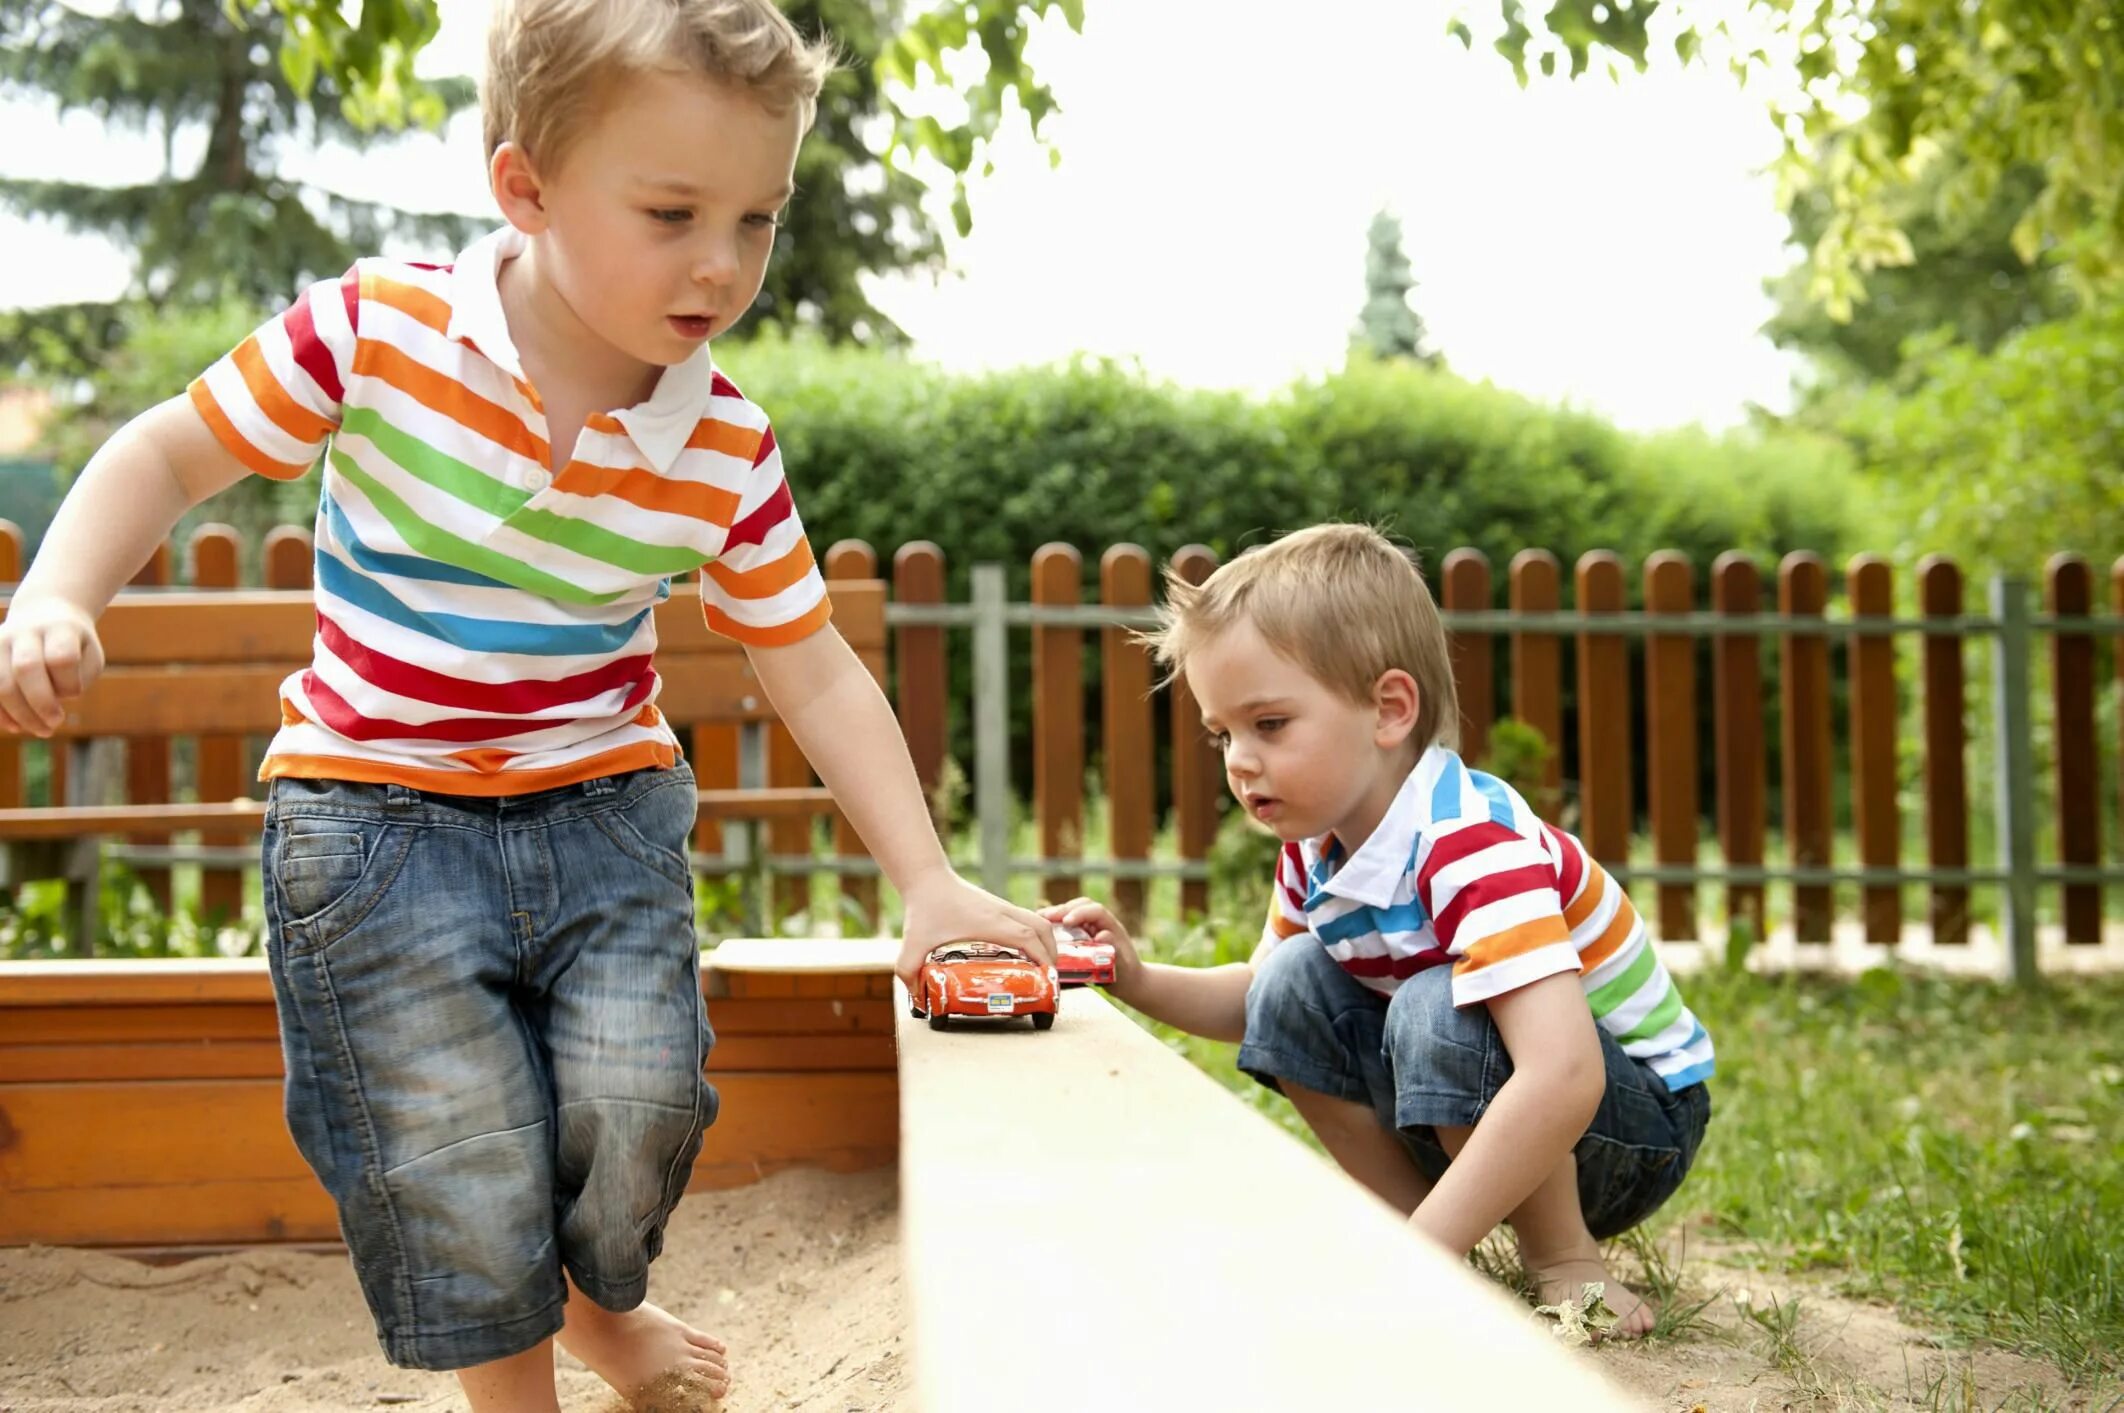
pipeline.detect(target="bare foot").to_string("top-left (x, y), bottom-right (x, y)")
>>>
top-left (558, 1297), bottom-right (730, 1405)
top-left (1524, 1252), bottom-right (1657, 1339)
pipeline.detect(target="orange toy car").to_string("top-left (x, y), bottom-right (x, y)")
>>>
top-left (1053, 923), bottom-right (1116, 988)
top-left (910, 940), bottom-right (1059, 1031)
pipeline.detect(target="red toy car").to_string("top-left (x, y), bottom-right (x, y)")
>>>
top-left (1053, 923), bottom-right (1117, 988)
top-left (911, 941), bottom-right (1059, 1031)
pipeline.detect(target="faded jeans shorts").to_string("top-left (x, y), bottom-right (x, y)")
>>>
top-left (261, 761), bottom-right (714, 1370)
top-left (1237, 938), bottom-right (1710, 1240)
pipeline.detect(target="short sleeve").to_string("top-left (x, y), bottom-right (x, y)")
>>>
top-left (699, 421), bottom-right (832, 647)
top-left (1416, 819), bottom-right (1579, 1007)
top-left (187, 266), bottom-right (360, 480)
top-left (1255, 841), bottom-right (1314, 961)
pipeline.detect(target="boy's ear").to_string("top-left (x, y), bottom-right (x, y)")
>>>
top-left (1373, 669), bottom-right (1420, 750)
top-left (489, 142), bottom-right (550, 234)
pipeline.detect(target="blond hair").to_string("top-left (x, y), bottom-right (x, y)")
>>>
top-left (1145, 524), bottom-right (1461, 752)
top-left (483, 0), bottom-right (837, 171)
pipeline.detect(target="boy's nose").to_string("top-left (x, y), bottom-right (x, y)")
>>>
top-left (691, 238), bottom-right (740, 287)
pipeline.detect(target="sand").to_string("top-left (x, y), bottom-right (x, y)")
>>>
top-left (4, 1170), bottom-right (2108, 1412)
top-left (0, 1168), bottom-right (908, 1413)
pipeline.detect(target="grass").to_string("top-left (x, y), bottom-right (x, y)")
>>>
top-left (1114, 915), bottom-right (2124, 1390)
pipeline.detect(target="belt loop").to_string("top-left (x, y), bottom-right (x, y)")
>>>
top-left (580, 775), bottom-right (618, 799)
top-left (385, 783), bottom-right (421, 807)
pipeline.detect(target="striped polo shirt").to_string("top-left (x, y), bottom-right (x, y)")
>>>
top-left (187, 226), bottom-right (830, 795)
top-left (1259, 746), bottom-right (1713, 1090)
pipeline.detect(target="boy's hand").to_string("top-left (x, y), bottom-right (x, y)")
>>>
top-left (0, 600), bottom-right (104, 737)
top-left (897, 870), bottom-right (1058, 994)
top-left (1040, 897), bottom-right (1145, 1000)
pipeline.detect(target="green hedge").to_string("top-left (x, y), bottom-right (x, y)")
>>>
top-left (720, 333), bottom-right (1866, 598)
top-left (715, 333), bottom-right (1869, 804)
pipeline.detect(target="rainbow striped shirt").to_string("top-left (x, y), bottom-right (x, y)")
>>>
top-left (188, 227), bottom-right (830, 795)
top-left (1259, 746), bottom-right (1713, 1090)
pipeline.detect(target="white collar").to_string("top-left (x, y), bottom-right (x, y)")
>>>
top-left (1308, 746), bottom-right (1457, 909)
top-left (445, 225), bottom-right (719, 474)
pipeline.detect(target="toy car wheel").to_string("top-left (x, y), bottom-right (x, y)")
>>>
top-left (1030, 1012), bottom-right (1055, 1032)
top-left (928, 1012), bottom-right (949, 1031)
top-left (908, 1003), bottom-right (925, 1020)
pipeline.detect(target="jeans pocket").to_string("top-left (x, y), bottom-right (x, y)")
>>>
top-left (272, 819), bottom-right (414, 953)
top-left (591, 777), bottom-right (698, 892)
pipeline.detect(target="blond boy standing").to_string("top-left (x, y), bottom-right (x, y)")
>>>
top-left (0, 1), bottom-right (1056, 1406)
top-left (1046, 524), bottom-right (1712, 1333)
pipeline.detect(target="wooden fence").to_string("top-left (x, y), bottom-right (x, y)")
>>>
top-left (3, 524), bottom-right (2121, 975)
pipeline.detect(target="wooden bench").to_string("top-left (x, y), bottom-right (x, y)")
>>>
top-left (893, 984), bottom-right (1638, 1410)
top-left (0, 580), bottom-right (885, 946)
top-left (0, 944), bottom-right (899, 1253)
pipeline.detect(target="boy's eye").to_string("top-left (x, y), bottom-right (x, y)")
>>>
top-left (1256, 717), bottom-right (1287, 734)
top-left (647, 208), bottom-right (693, 225)
top-left (743, 211), bottom-right (784, 230)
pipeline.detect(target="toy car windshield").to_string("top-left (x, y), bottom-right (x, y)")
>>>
top-left (930, 941), bottom-right (1018, 963)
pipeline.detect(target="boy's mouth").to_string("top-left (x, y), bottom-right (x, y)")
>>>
top-left (668, 314), bottom-right (716, 340)
top-left (1247, 793), bottom-right (1280, 820)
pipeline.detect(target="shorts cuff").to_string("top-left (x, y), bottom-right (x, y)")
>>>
top-left (567, 1266), bottom-right (649, 1313)
top-left (383, 1297), bottom-right (566, 1371)
top-left (1393, 1090), bottom-right (1491, 1133)
top-left (1236, 1043), bottom-right (1370, 1105)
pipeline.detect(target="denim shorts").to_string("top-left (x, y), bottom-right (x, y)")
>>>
top-left (1237, 939), bottom-right (1710, 1240)
top-left (261, 762), bottom-right (714, 1370)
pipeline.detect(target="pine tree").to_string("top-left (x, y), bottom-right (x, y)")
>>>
top-left (0, 0), bottom-right (480, 376)
top-left (1354, 209), bottom-right (1439, 366)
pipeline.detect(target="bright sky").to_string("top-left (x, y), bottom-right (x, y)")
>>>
top-left (0, 0), bottom-right (1804, 430)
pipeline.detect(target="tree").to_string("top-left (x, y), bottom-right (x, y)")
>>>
top-left (2, 0), bottom-right (1087, 363)
top-left (1451, 0), bottom-right (2124, 318)
top-left (1352, 209), bottom-right (1441, 366)
top-left (1832, 298), bottom-right (2124, 576)
top-left (1767, 159), bottom-right (2079, 389)
top-left (0, 0), bottom-right (482, 376)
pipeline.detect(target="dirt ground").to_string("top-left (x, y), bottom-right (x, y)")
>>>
top-left (3, 1171), bottom-right (2112, 1413)
top-left (0, 1168), bottom-right (908, 1413)
top-left (1590, 1237), bottom-right (2113, 1412)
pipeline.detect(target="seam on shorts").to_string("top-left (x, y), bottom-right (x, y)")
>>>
top-left (379, 1116), bottom-right (552, 1180)
top-left (307, 945), bottom-right (420, 1337)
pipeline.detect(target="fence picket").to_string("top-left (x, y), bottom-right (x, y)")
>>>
top-left (1101, 546), bottom-right (1154, 931)
top-left (893, 543), bottom-right (950, 817)
top-left (1508, 550), bottom-right (1564, 819)
top-left (189, 527), bottom-right (247, 922)
top-left (1170, 547), bottom-right (1219, 918)
top-left (1575, 552), bottom-right (1630, 867)
top-left (1443, 549), bottom-right (1492, 766)
top-left (122, 544), bottom-right (174, 909)
top-left (1033, 545), bottom-right (1085, 905)
top-left (1849, 556), bottom-right (1900, 945)
top-left (826, 541), bottom-right (881, 928)
top-left (1919, 557), bottom-right (1969, 946)
top-left (2048, 555), bottom-right (2100, 944)
top-left (1644, 553), bottom-right (1696, 941)
top-left (1711, 554), bottom-right (1766, 943)
top-left (1780, 554), bottom-right (1834, 943)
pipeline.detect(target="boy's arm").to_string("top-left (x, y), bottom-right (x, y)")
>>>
top-left (742, 624), bottom-right (1059, 989)
top-left (0, 396), bottom-right (251, 735)
top-left (1404, 820), bottom-right (1604, 1254)
top-left (1113, 961), bottom-right (1254, 1043)
top-left (1407, 972), bottom-right (1604, 1254)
